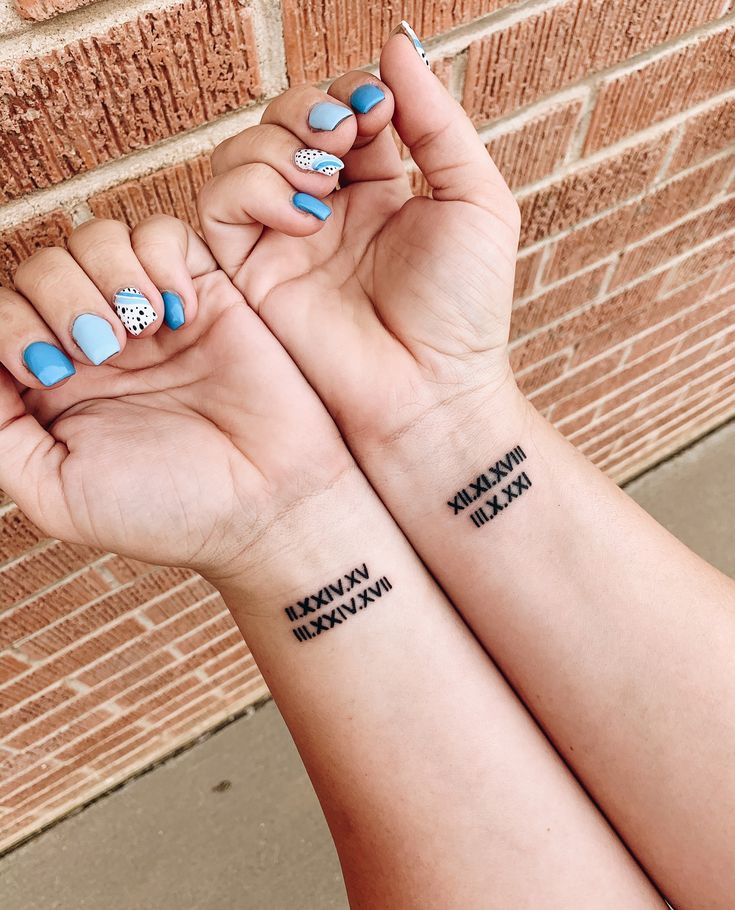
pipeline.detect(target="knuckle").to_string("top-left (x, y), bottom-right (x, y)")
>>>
top-left (68, 218), bottom-right (129, 257)
top-left (14, 247), bottom-right (70, 296)
top-left (132, 213), bottom-right (180, 247)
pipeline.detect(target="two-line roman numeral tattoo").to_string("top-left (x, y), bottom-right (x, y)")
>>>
top-left (284, 564), bottom-right (393, 643)
top-left (446, 445), bottom-right (533, 529)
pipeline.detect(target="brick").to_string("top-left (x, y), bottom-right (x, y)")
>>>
top-left (551, 345), bottom-right (675, 422)
top-left (99, 554), bottom-right (153, 585)
top-left (511, 266), bottom-right (608, 342)
top-left (662, 232), bottom-right (735, 293)
top-left (463, 0), bottom-right (723, 125)
top-left (582, 340), bottom-right (720, 422)
top-left (1, 769), bottom-right (88, 817)
top-left (0, 541), bottom-right (102, 610)
top-left (0, 653), bottom-right (31, 686)
top-left (55, 716), bottom-right (146, 767)
top-left (669, 95), bottom-right (735, 174)
top-left (0, 212), bottom-right (72, 289)
top-left (0, 683), bottom-right (76, 739)
top-left (6, 707), bottom-right (112, 759)
top-left (281, 0), bottom-right (516, 83)
top-left (0, 509), bottom-right (46, 565)
top-left (13, 0), bottom-right (91, 21)
top-left (585, 26), bottom-right (735, 154)
top-left (89, 156), bottom-right (212, 233)
top-left (514, 250), bottom-right (543, 300)
top-left (19, 566), bottom-right (192, 659)
top-left (0, 566), bottom-right (112, 649)
top-left (512, 272), bottom-right (666, 371)
top-left (611, 197), bottom-right (735, 290)
top-left (143, 576), bottom-right (216, 623)
top-left (571, 273), bottom-right (709, 365)
top-left (0, 618), bottom-right (145, 711)
top-left (519, 134), bottom-right (671, 247)
top-left (175, 614), bottom-right (236, 654)
top-left (516, 352), bottom-right (570, 396)
top-left (711, 261), bottom-right (735, 295)
top-left (0, 0), bottom-right (261, 204)
top-left (626, 291), bottom-right (733, 362)
top-left (529, 351), bottom-right (623, 413)
top-left (545, 156), bottom-right (733, 282)
top-left (486, 100), bottom-right (584, 191)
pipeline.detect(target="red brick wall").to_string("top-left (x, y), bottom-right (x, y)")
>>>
top-left (1, 0), bottom-right (735, 852)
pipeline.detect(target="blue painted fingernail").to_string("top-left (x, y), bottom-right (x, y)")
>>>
top-left (71, 313), bottom-right (120, 365)
top-left (308, 102), bottom-right (353, 131)
top-left (23, 341), bottom-right (76, 387)
top-left (391, 20), bottom-right (431, 67)
top-left (350, 84), bottom-right (386, 114)
top-left (292, 193), bottom-right (332, 221)
top-left (162, 291), bottom-right (186, 330)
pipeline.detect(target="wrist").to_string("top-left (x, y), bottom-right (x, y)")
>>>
top-left (204, 462), bottom-right (382, 613)
top-left (359, 360), bottom-right (533, 483)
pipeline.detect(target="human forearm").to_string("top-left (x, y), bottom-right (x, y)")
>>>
top-left (358, 376), bottom-right (735, 908)
top-left (210, 464), bottom-right (660, 909)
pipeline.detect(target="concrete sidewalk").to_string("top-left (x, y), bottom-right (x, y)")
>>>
top-left (2, 419), bottom-right (734, 910)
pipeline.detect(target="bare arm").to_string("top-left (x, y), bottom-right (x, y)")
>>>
top-left (214, 466), bottom-right (663, 910)
top-left (361, 377), bottom-right (735, 910)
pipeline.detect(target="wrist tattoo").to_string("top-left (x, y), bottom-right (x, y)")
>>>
top-left (284, 563), bottom-right (393, 643)
top-left (446, 445), bottom-right (532, 528)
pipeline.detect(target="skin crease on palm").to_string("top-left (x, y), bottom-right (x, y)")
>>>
top-left (0, 224), bottom-right (350, 581)
top-left (198, 34), bottom-right (522, 446)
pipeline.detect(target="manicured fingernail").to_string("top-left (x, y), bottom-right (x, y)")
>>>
top-left (308, 102), bottom-right (353, 131)
top-left (292, 193), bottom-right (332, 221)
top-left (23, 341), bottom-right (75, 387)
top-left (294, 149), bottom-right (344, 176)
top-left (391, 20), bottom-right (431, 67)
top-left (162, 291), bottom-right (186, 330)
top-left (114, 287), bottom-right (157, 336)
top-left (350, 84), bottom-right (386, 114)
top-left (71, 313), bottom-right (120, 365)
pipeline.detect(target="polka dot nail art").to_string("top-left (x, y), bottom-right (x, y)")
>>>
top-left (114, 287), bottom-right (157, 336)
top-left (294, 149), bottom-right (345, 176)
top-left (392, 20), bottom-right (431, 67)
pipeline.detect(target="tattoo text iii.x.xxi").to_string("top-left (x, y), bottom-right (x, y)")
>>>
top-left (446, 446), bottom-right (532, 529)
top-left (284, 564), bottom-right (393, 643)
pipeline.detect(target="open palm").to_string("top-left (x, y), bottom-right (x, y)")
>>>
top-left (0, 224), bottom-right (344, 577)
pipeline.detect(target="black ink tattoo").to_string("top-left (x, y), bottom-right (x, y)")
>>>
top-left (446, 445), bottom-right (532, 529)
top-left (284, 563), bottom-right (370, 623)
top-left (285, 565), bottom-right (393, 643)
top-left (447, 446), bottom-right (526, 514)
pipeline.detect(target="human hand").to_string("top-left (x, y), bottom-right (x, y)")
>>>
top-left (0, 217), bottom-right (349, 582)
top-left (197, 27), bottom-right (523, 449)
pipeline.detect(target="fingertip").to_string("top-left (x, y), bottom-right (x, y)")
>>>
top-left (22, 340), bottom-right (76, 389)
top-left (292, 192), bottom-right (332, 224)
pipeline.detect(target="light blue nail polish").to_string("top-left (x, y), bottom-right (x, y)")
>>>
top-left (162, 291), bottom-right (186, 330)
top-left (71, 313), bottom-right (121, 365)
top-left (308, 102), bottom-right (353, 131)
top-left (350, 84), bottom-right (386, 114)
top-left (23, 341), bottom-right (76, 387)
top-left (293, 193), bottom-right (332, 221)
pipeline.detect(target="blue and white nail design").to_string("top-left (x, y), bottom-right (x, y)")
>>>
top-left (392, 20), bottom-right (430, 67)
top-left (294, 149), bottom-right (344, 176)
top-left (114, 287), bottom-right (157, 336)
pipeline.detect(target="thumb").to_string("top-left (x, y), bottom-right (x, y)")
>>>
top-left (0, 370), bottom-right (70, 539)
top-left (380, 24), bottom-right (514, 213)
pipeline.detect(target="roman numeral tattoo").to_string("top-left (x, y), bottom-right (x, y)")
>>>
top-left (446, 445), bottom-right (533, 529)
top-left (284, 565), bottom-right (393, 643)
